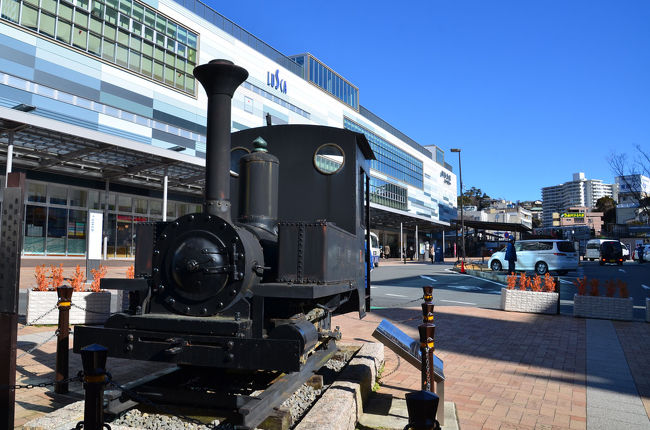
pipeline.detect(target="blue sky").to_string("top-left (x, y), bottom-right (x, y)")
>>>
top-left (206, 0), bottom-right (650, 202)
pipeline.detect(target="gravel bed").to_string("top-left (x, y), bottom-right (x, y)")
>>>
top-left (110, 347), bottom-right (357, 430)
top-left (112, 410), bottom-right (222, 429)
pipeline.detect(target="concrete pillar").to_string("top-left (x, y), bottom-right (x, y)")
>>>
top-left (400, 222), bottom-right (403, 261)
top-left (5, 132), bottom-right (13, 176)
top-left (162, 174), bottom-right (168, 222)
top-left (415, 225), bottom-right (419, 261)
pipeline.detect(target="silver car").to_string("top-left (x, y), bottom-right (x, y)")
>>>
top-left (488, 240), bottom-right (578, 275)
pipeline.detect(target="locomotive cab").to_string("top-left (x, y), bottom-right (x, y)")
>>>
top-left (73, 60), bottom-right (374, 374)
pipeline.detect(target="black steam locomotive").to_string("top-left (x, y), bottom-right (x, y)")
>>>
top-left (73, 59), bottom-right (374, 376)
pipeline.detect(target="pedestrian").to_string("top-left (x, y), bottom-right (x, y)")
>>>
top-left (637, 244), bottom-right (644, 263)
top-left (429, 243), bottom-right (434, 264)
top-left (505, 237), bottom-right (517, 274)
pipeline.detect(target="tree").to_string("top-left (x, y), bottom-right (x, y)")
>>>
top-left (609, 145), bottom-right (650, 221)
top-left (596, 196), bottom-right (616, 225)
top-left (457, 186), bottom-right (492, 209)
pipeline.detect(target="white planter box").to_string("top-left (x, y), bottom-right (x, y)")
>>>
top-left (26, 290), bottom-right (112, 325)
top-left (573, 294), bottom-right (634, 321)
top-left (646, 298), bottom-right (649, 323)
top-left (500, 288), bottom-right (558, 315)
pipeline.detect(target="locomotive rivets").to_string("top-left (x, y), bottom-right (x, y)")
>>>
top-left (125, 344), bottom-right (133, 352)
top-left (238, 272), bottom-right (244, 278)
top-left (231, 289), bottom-right (237, 296)
top-left (153, 268), bottom-right (159, 273)
top-left (201, 308), bottom-right (208, 315)
top-left (218, 302), bottom-right (224, 307)
top-left (154, 249), bottom-right (160, 255)
top-left (174, 221), bottom-right (179, 227)
top-left (159, 285), bottom-right (165, 292)
top-left (226, 340), bottom-right (234, 349)
top-left (161, 233), bottom-right (167, 239)
top-left (225, 353), bottom-right (235, 362)
top-left (166, 297), bottom-right (175, 305)
top-left (126, 334), bottom-right (134, 342)
top-left (185, 306), bottom-right (191, 313)
top-left (189, 215), bottom-right (194, 221)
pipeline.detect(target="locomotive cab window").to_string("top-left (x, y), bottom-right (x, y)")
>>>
top-left (314, 143), bottom-right (344, 175)
top-left (230, 146), bottom-right (251, 177)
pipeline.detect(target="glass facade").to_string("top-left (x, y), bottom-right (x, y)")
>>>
top-left (290, 55), bottom-right (358, 110)
top-left (0, 0), bottom-right (198, 94)
top-left (370, 177), bottom-right (407, 211)
top-left (169, 0), bottom-right (302, 77)
top-left (20, 178), bottom-right (201, 257)
top-left (344, 117), bottom-right (423, 189)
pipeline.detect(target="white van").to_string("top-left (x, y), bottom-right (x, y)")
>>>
top-left (488, 239), bottom-right (578, 275)
top-left (585, 239), bottom-right (615, 261)
top-left (369, 232), bottom-right (380, 267)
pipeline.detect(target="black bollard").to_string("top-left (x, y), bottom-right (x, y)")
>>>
top-left (404, 390), bottom-right (441, 430)
top-left (419, 286), bottom-right (435, 391)
top-left (403, 286), bottom-right (440, 430)
top-left (79, 344), bottom-right (109, 430)
top-left (55, 285), bottom-right (73, 394)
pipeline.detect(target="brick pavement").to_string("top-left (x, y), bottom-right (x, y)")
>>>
top-left (13, 323), bottom-right (172, 428)
top-left (334, 307), bottom-right (590, 430)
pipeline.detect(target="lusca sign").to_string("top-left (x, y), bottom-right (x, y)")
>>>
top-left (267, 69), bottom-right (287, 94)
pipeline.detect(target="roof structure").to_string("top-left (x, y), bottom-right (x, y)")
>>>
top-left (0, 106), bottom-right (206, 195)
top-left (451, 219), bottom-right (531, 233)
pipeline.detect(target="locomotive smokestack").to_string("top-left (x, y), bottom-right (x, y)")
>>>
top-left (194, 59), bottom-right (249, 220)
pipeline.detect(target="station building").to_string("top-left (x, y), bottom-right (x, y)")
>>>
top-left (0, 0), bottom-right (457, 258)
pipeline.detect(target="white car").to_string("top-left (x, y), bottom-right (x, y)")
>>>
top-left (488, 240), bottom-right (578, 275)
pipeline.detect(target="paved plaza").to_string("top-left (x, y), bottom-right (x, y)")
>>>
top-left (10, 259), bottom-right (650, 429)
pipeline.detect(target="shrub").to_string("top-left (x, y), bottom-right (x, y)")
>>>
top-left (519, 273), bottom-right (529, 291)
top-left (605, 280), bottom-right (616, 297)
top-left (70, 265), bottom-right (86, 292)
top-left (34, 264), bottom-right (49, 291)
top-left (506, 274), bottom-right (518, 290)
top-left (618, 280), bottom-right (629, 298)
top-left (589, 279), bottom-right (600, 296)
top-left (126, 265), bottom-right (135, 279)
top-left (530, 274), bottom-right (542, 292)
top-left (573, 276), bottom-right (587, 296)
top-left (543, 273), bottom-right (556, 292)
top-left (90, 265), bottom-right (107, 292)
top-left (50, 264), bottom-right (64, 289)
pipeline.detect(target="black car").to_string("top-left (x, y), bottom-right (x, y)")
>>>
top-left (600, 241), bottom-right (623, 266)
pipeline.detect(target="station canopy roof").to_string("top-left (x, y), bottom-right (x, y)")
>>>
top-left (370, 202), bottom-right (451, 233)
top-left (0, 106), bottom-right (206, 195)
top-left (451, 219), bottom-right (532, 233)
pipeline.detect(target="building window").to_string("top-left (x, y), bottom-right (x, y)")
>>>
top-left (344, 118), bottom-right (423, 189)
top-left (0, 0), bottom-right (198, 95)
top-left (369, 177), bottom-right (408, 211)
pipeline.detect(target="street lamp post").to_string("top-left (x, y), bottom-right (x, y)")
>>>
top-left (450, 148), bottom-right (465, 271)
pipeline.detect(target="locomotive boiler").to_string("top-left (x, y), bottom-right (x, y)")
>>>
top-left (72, 59), bottom-right (374, 378)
